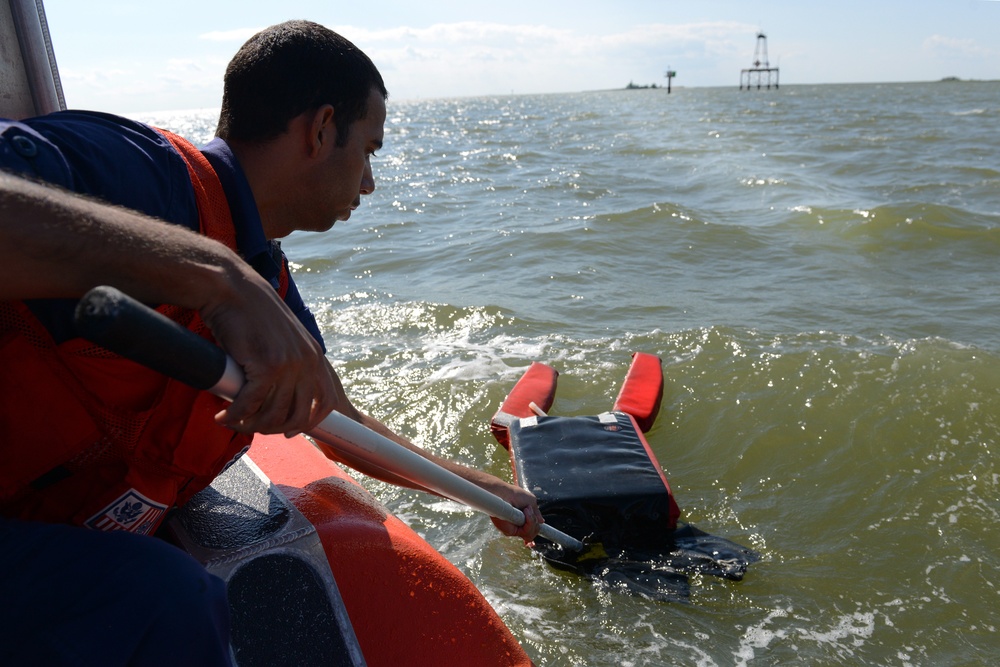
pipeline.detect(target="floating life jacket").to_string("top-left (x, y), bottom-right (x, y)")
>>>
top-left (491, 353), bottom-right (759, 601)
top-left (0, 129), bottom-right (281, 535)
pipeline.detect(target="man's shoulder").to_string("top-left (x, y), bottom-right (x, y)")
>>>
top-left (14, 110), bottom-right (166, 157)
top-left (2, 110), bottom-right (197, 224)
top-left (0, 115), bottom-right (74, 188)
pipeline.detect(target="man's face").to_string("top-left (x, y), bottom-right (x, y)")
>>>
top-left (303, 88), bottom-right (386, 232)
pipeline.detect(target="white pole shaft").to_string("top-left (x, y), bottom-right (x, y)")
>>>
top-left (214, 358), bottom-right (583, 551)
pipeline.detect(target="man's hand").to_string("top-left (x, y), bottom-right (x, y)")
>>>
top-left (198, 266), bottom-right (340, 438)
top-left (486, 480), bottom-right (544, 545)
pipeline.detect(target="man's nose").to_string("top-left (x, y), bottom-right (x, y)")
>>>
top-left (360, 163), bottom-right (375, 195)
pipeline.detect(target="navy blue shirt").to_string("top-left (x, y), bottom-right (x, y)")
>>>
top-left (0, 110), bottom-right (324, 349)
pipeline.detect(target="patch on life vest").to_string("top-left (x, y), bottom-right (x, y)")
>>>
top-left (85, 489), bottom-right (167, 534)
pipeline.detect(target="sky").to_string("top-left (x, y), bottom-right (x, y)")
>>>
top-left (40, 0), bottom-right (1000, 115)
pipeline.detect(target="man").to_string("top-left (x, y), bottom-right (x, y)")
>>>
top-left (0, 172), bottom-right (320, 666)
top-left (0, 20), bottom-right (540, 665)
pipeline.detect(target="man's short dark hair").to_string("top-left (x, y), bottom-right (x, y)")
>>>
top-left (216, 20), bottom-right (387, 145)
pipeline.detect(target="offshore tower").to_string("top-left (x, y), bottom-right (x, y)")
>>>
top-left (740, 32), bottom-right (779, 90)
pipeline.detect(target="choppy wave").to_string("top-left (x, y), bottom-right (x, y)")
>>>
top-left (153, 81), bottom-right (1000, 666)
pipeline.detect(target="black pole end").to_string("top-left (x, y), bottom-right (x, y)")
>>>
top-left (74, 286), bottom-right (227, 391)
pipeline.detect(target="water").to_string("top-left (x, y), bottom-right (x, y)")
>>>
top-left (144, 81), bottom-right (1000, 665)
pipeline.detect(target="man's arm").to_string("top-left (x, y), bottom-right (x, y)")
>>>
top-left (0, 171), bottom-right (338, 436)
top-left (1, 173), bottom-right (540, 542)
top-left (311, 369), bottom-right (543, 543)
top-left (356, 414), bottom-right (544, 543)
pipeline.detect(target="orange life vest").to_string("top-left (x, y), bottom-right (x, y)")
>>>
top-left (0, 129), bottom-right (279, 535)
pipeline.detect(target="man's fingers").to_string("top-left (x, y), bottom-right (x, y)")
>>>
top-left (488, 503), bottom-right (544, 546)
top-left (215, 380), bottom-right (272, 432)
top-left (215, 351), bottom-right (340, 436)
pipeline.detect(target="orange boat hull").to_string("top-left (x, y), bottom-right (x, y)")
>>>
top-left (248, 433), bottom-right (533, 667)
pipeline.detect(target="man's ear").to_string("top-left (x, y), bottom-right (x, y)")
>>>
top-left (307, 105), bottom-right (337, 158)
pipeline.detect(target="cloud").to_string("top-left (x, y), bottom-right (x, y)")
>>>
top-left (347, 20), bottom-right (750, 54)
top-left (922, 34), bottom-right (994, 59)
top-left (199, 28), bottom-right (263, 42)
top-left (338, 20), bottom-right (756, 98)
top-left (100, 19), bottom-right (760, 103)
